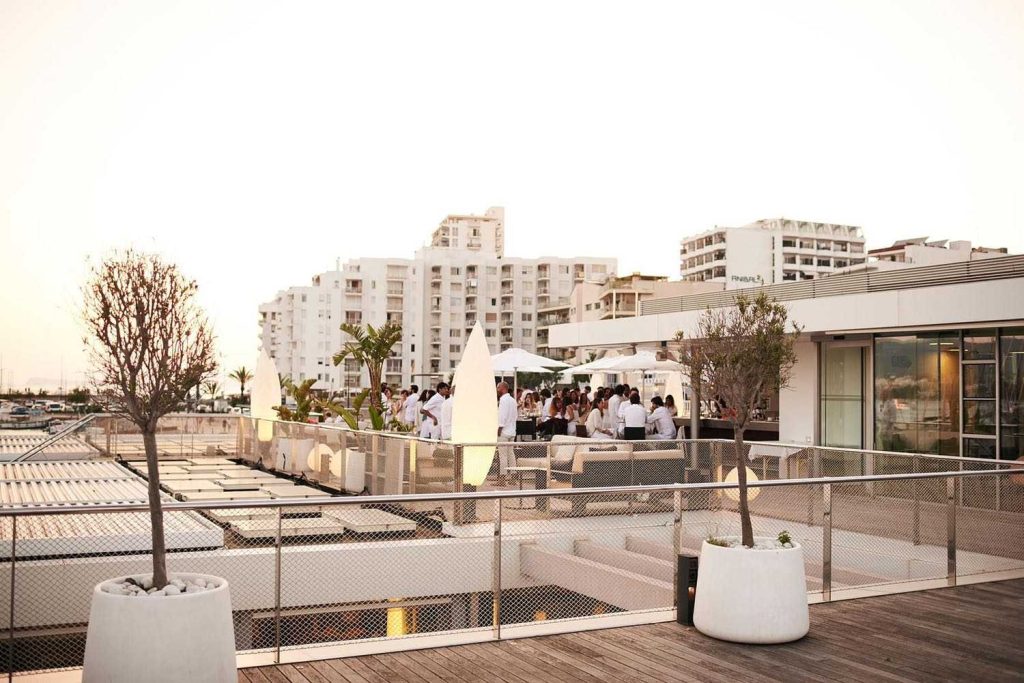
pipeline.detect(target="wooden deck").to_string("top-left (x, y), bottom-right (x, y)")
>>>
top-left (240, 579), bottom-right (1024, 683)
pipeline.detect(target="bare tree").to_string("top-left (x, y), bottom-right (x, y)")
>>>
top-left (82, 250), bottom-right (216, 588)
top-left (678, 293), bottom-right (801, 547)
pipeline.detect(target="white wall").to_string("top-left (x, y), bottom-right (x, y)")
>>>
top-left (724, 228), bottom-right (773, 289)
top-left (779, 340), bottom-right (817, 445)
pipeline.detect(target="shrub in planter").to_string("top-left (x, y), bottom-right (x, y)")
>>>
top-left (80, 251), bottom-right (234, 681)
top-left (678, 294), bottom-right (805, 643)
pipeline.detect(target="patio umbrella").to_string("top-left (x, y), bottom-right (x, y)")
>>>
top-left (598, 351), bottom-right (685, 401)
top-left (491, 348), bottom-right (570, 394)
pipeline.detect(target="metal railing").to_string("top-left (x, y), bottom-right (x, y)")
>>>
top-left (643, 253), bottom-right (1024, 314)
top-left (1, 463), bottom-right (1022, 676)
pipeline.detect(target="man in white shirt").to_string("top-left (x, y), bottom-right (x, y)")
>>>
top-left (440, 386), bottom-right (455, 440)
top-left (607, 385), bottom-right (625, 436)
top-left (585, 397), bottom-right (614, 439)
top-left (402, 385), bottom-right (419, 426)
top-left (623, 393), bottom-right (648, 429)
top-left (420, 383), bottom-right (448, 439)
top-left (496, 381), bottom-right (518, 476)
top-left (646, 396), bottom-right (676, 440)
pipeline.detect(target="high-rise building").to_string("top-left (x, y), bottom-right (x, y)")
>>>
top-left (258, 207), bottom-right (616, 392)
top-left (679, 218), bottom-right (867, 288)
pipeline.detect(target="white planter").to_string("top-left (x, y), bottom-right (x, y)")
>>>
top-left (83, 573), bottom-right (236, 683)
top-left (275, 437), bottom-right (313, 473)
top-left (693, 538), bottom-right (809, 644)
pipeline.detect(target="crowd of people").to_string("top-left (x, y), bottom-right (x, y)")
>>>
top-left (343, 381), bottom-right (682, 442)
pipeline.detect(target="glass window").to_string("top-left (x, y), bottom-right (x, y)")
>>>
top-left (874, 333), bottom-right (959, 455)
top-left (963, 331), bottom-right (996, 360)
top-left (821, 345), bottom-right (863, 448)
top-left (963, 400), bottom-right (996, 435)
top-left (964, 364), bottom-right (996, 398)
top-left (1000, 327), bottom-right (1024, 460)
top-left (963, 437), bottom-right (996, 459)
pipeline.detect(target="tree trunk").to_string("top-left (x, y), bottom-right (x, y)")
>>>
top-left (734, 428), bottom-right (754, 548)
top-left (143, 428), bottom-right (169, 588)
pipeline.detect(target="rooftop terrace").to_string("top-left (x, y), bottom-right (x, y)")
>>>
top-left (247, 579), bottom-right (1024, 683)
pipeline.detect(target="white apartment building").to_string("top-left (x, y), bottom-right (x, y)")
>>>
top-left (680, 218), bottom-right (867, 288)
top-left (258, 207), bottom-right (616, 392)
top-left (868, 237), bottom-right (1008, 266)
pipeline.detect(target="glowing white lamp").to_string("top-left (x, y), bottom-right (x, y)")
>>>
top-left (306, 443), bottom-right (336, 474)
top-left (250, 350), bottom-right (280, 442)
top-left (451, 322), bottom-right (499, 486)
top-left (723, 466), bottom-right (761, 501)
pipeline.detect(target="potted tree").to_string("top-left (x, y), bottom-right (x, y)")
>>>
top-left (332, 321), bottom-right (403, 415)
top-left (80, 251), bottom-right (235, 682)
top-left (678, 292), bottom-right (807, 644)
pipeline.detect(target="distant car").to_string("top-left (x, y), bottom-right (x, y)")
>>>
top-left (11, 407), bottom-right (29, 416)
top-left (47, 402), bottom-right (65, 413)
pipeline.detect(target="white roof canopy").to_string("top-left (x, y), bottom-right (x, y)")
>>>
top-left (491, 348), bottom-right (570, 373)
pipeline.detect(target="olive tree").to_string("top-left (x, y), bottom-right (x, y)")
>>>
top-left (82, 250), bottom-right (216, 588)
top-left (678, 293), bottom-right (801, 547)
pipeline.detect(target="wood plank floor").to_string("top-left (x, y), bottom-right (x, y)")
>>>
top-left (240, 579), bottom-right (1024, 683)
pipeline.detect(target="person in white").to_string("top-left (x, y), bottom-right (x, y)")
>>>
top-left (440, 385), bottom-right (455, 440)
top-left (607, 386), bottom-right (624, 424)
top-left (402, 385), bottom-right (419, 427)
top-left (622, 393), bottom-right (648, 429)
top-left (646, 396), bottom-right (676, 440)
top-left (419, 383), bottom-right (448, 439)
top-left (496, 381), bottom-right (518, 475)
top-left (585, 397), bottom-right (615, 439)
top-left (539, 389), bottom-right (553, 421)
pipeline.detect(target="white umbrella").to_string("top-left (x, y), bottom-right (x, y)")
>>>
top-left (601, 350), bottom-right (683, 373)
top-left (491, 348), bottom-right (570, 394)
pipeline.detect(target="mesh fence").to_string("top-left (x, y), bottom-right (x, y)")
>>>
top-left (2, 426), bottom-right (1022, 675)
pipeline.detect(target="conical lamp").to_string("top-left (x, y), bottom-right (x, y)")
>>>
top-left (251, 349), bottom-right (280, 442)
top-left (451, 322), bottom-right (499, 486)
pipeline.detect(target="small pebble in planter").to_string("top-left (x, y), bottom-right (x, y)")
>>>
top-left (101, 577), bottom-right (221, 597)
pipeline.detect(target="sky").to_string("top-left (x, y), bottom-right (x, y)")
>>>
top-left (1, 1), bottom-right (1021, 392)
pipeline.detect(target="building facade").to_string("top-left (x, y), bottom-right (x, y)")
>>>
top-left (680, 218), bottom-right (867, 288)
top-left (549, 254), bottom-right (1024, 461)
top-left (259, 207), bottom-right (616, 392)
top-left (868, 237), bottom-right (1008, 266)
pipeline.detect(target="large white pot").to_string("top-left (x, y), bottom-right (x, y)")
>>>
top-left (83, 573), bottom-right (236, 683)
top-left (693, 538), bottom-right (809, 644)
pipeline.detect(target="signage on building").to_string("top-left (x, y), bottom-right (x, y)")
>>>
top-left (730, 275), bottom-right (764, 284)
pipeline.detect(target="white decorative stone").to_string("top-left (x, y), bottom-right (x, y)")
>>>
top-left (164, 585), bottom-right (181, 596)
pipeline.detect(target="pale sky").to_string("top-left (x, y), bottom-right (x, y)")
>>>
top-left (1, 1), bottom-right (1021, 392)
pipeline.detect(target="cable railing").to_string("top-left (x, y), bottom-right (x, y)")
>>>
top-left (0, 465), bottom-right (1021, 676)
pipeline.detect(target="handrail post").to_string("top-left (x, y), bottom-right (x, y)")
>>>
top-left (7, 517), bottom-right (16, 682)
top-left (912, 455), bottom-right (921, 546)
top-left (672, 490), bottom-right (682, 608)
top-left (453, 445), bottom-right (465, 524)
top-left (822, 483), bottom-right (832, 602)
top-left (493, 498), bottom-right (502, 640)
top-left (947, 477), bottom-right (957, 587)
top-left (807, 449), bottom-right (817, 526)
top-left (274, 507), bottom-right (282, 664)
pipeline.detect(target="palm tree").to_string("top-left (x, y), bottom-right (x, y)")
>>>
top-left (229, 366), bottom-right (253, 399)
top-left (202, 380), bottom-right (222, 399)
top-left (333, 321), bottom-right (402, 412)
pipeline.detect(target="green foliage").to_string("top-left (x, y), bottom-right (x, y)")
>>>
top-left (66, 387), bottom-right (91, 404)
top-left (322, 388), bottom-right (370, 430)
top-left (678, 292), bottom-right (801, 548)
top-left (332, 322), bottom-right (403, 412)
top-left (273, 378), bottom-right (318, 422)
top-left (777, 530), bottom-right (792, 545)
top-left (229, 366), bottom-right (253, 396)
top-left (517, 370), bottom-right (563, 391)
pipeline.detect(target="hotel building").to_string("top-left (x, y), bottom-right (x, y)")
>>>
top-left (259, 207), bottom-right (616, 390)
top-left (679, 218), bottom-right (867, 288)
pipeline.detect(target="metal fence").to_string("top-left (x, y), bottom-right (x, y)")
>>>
top-left (1, 465), bottom-right (1022, 677)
